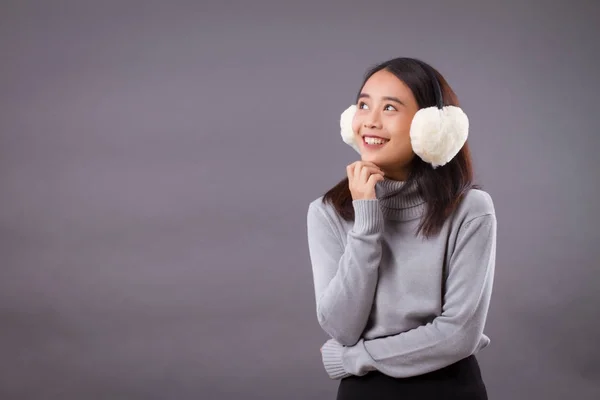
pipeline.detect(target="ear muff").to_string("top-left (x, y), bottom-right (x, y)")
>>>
top-left (340, 104), bottom-right (360, 153)
top-left (409, 64), bottom-right (469, 168)
top-left (339, 65), bottom-right (469, 168)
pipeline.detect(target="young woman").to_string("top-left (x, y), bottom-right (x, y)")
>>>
top-left (306, 57), bottom-right (496, 399)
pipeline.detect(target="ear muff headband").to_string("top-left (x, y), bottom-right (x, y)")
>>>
top-left (408, 62), bottom-right (469, 168)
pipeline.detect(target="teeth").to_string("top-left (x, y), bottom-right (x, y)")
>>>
top-left (365, 137), bottom-right (388, 145)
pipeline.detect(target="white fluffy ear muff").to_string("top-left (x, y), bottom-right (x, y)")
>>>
top-left (340, 105), bottom-right (360, 153)
top-left (409, 105), bottom-right (469, 168)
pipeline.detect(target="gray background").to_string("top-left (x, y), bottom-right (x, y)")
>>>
top-left (1, 0), bottom-right (598, 399)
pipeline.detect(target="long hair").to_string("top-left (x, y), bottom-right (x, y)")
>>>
top-left (322, 57), bottom-right (478, 238)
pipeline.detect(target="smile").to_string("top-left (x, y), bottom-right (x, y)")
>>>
top-left (363, 136), bottom-right (390, 146)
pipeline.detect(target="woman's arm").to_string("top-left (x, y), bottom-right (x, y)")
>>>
top-left (320, 213), bottom-right (497, 378)
top-left (307, 199), bottom-right (384, 346)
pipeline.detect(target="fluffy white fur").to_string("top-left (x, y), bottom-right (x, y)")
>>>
top-left (340, 105), bottom-right (360, 153)
top-left (339, 104), bottom-right (468, 167)
top-left (409, 105), bottom-right (469, 168)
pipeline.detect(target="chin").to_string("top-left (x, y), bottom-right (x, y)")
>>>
top-left (361, 152), bottom-right (414, 174)
top-left (360, 153), bottom-right (385, 165)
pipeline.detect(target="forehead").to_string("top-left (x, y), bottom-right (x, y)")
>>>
top-left (361, 69), bottom-right (412, 97)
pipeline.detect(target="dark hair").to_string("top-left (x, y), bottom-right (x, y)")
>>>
top-left (322, 57), bottom-right (479, 238)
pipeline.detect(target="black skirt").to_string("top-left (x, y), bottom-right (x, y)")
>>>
top-left (336, 355), bottom-right (487, 400)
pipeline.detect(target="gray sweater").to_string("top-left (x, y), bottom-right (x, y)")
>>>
top-left (306, 178), bottom-right (496, 379)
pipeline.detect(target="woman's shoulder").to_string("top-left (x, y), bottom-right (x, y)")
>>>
top-left (307, 195), bottom-right (337, 220)
top-left (306, 195), bottom-right (351, 241)
top-left (453, 188), bottom-right (496, 224)
top-left (307, 194), bottom-right (354, 229)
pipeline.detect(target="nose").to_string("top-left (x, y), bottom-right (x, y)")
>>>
top-left (363, 111), bottom-right (382, 129)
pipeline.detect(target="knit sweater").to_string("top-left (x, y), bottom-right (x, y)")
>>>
top-left (306, 178), bottom-right (496, 379)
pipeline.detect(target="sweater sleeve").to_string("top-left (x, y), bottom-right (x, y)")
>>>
top-left (321, 213), bottom-right (497, 378)
top-left (306, 199), bottom-right (385, 346)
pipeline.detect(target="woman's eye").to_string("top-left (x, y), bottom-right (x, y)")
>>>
top-left (384, 104), bottom-right (396, 111)
top-left (358, 102), bottom-right (368, 110)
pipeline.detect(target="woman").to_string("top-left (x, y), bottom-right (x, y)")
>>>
top-left (306, 57), bottom-right (496, 399)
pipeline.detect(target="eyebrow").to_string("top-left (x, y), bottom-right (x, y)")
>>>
top-left (358, 93), bottom-right (405, 106)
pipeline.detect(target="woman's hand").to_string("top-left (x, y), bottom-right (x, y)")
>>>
top-left (347, 161), bottom-right (385, 200)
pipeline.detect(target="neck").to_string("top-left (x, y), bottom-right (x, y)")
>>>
top-left (382, 169), bottom-right (409, 181)
top-left (374, 178), bottom-right (425, 221)
top-left (380, 163), bottom-right (411, 181)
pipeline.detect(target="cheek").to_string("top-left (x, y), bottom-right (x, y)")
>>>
top-left (387, 116), bottom-right (413, 141)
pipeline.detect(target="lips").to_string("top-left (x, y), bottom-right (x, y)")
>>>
top-left (363, 135), bottom-right (390, 145)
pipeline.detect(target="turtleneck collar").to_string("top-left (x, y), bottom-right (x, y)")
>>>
top-left (375, 178), bottom-right (426, 221)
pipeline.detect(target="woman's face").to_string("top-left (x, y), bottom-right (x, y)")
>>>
top-left (351, 69), bottom-right (420, 180)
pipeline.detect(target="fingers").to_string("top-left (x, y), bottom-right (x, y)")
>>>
top-left (347, 161), bottom-right (384, 181)
top-left (346, 164), bottom-right (355, 182)
top-left (347, 161), bottom-right (385, 200)
top-left (356, 160), bottom-right (383, 171)
top-left (360, 164), bottom-right (370, 183)
top-left (360, 165), bottom-right (382, 182)
top-left (367, 173), bottom-right (385, 187)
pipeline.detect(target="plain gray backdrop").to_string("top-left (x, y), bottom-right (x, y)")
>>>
top-left (1, 0), bottom-right (598, 399)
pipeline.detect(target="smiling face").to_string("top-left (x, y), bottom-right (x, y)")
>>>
top-left (351, 69), bottom-right (420, 180)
